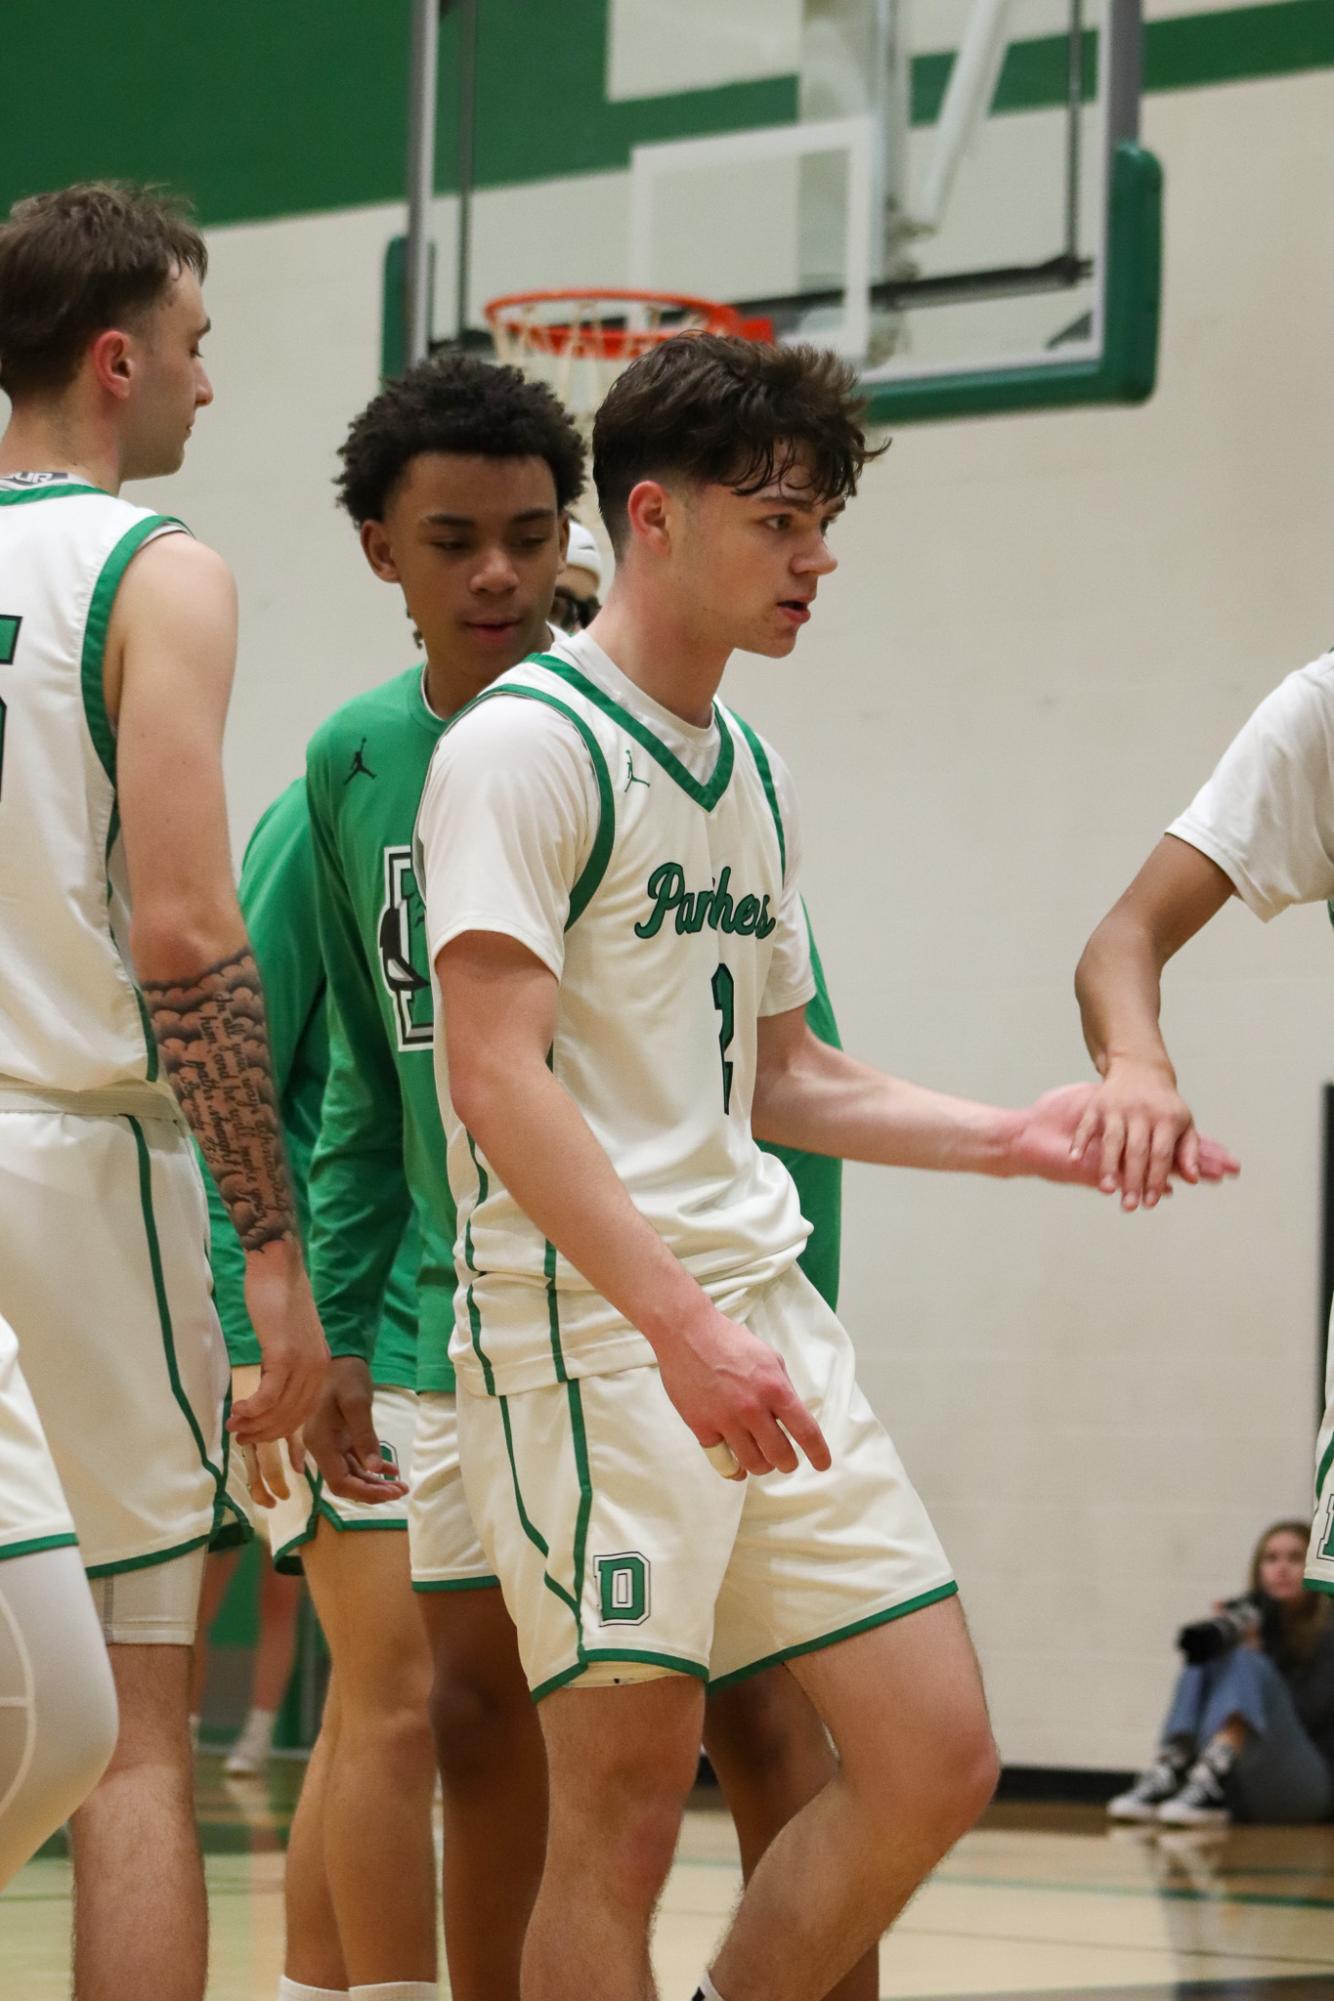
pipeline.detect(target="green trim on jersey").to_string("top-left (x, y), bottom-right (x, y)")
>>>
top-left (0, 1531), bottom-right (79, 1562)
top-left (80, 515), bottom-right (184, 787)
top-left (730, 712), bottom-right (787, 880)
top-left (127, 1114), bottom-right (230, 1545)
top-left (0, 482), bottom-right (105, 506)
top-left (1316, 1433), bottom-right (1334, 1504)
top-left (708, 1580), bottom-right (960, 1691)
top-left (463, 1131), bottom-right (497, 1395)
top-left (80, 515), bottom-right (185, 1086)
top-left (543, 1235), bottom-right (566, 1383)
top-left (528, 653), bottom-right (736, 812)
top-left (446, 682), bottom-right (617, 927)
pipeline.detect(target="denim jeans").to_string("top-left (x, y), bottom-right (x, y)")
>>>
top-left (1163, 1648), bottom-right (1331, 1823)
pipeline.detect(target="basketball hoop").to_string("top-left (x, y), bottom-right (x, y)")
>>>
top-left (484, 287), bottom-right (773, 428)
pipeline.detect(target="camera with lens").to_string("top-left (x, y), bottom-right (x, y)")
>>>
top-left (1176, 1593), bottom-right (1266, 1666)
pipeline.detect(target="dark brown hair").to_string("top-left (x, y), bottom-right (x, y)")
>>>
top-left (336, 350), bottom-right (586, 526)
top-left (1250, 1519), bottom-right (1330, 1662)
top-left (592, 333), bottom-right (884, 551)
top-left (0, 181), bottom-right (207, 400)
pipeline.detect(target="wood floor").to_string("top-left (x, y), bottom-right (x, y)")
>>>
top-left (7, 1765), bottom-right (1334, 1998)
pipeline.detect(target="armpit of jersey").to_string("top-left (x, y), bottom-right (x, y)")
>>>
top-left (416, 694), bottom-right (603, 979)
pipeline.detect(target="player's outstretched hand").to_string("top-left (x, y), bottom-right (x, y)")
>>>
top-left (654, 1302), bottom-right (831, 1480)
top-left (1010, 1077), bottom-right (1239, 1209)
top-left (304, 1356), bottom-right (409, 1506)
top-left (232, 1241), bottom-right (329, 1445)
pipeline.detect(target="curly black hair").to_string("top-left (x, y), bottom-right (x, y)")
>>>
top-left (593, 334), bottom-right (884, 551)
top-left (336, 352), bottom-right (586, 525)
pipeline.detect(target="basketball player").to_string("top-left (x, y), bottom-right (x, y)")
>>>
top-left (196, 776), bottom-right (428, 2001)
top-left (1072, 644), bottom-right (1334, 1629)
top-left (0, 183), bottom-right (325, 1990)
top-left (306, 349), bottom-right (880, 2001)
top-left (414, 334), bottom-right (1239, 2001)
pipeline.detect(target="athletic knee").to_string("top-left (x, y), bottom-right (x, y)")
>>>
top-left (430, 1661), bottom-right (533, 1782)
top-left (706, 1674), bottom-right (833, 1794)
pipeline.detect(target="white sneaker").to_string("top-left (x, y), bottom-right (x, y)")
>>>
top-left (1155, 1757), bottom-right (1232, 1827)
top-left (224, 1708), bottom-right (277, 1776)
top-left (1107, 1758), bottom-right (1185, 1822)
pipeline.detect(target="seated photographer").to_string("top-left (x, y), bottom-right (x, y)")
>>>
top-left (1109, 1520), bottom-right (1334, 1827)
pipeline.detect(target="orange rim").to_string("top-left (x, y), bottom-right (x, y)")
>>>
top-left (484, 287), bottom-right (771, 359)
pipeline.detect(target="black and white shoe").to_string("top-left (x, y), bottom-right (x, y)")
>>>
top-left (1107, 1758), bottom-right (1186, 1822)
top-left (1156, 1755), bottom-right (1232, 1827)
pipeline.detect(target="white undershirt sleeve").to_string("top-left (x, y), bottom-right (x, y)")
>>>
top-left (1167, 653), bottom-right (1334, 921)
top-left (416, 696), bottom-right (601, 980)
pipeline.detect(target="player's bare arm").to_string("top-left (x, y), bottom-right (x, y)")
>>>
top-left (752, 999), bottom-right (1239, 1196)
top-left (110, 533), bottom-right (328, 1444)
top-left (439, 928), bottom-right (831, 1479)
top-left (1072, 834), bottom-right (1237, 1210)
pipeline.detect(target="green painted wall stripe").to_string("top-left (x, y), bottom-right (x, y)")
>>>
top-left (3, 5), bottom-right (1328, 232)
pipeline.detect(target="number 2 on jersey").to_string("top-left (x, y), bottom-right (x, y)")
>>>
top-left (711, 964), bottom-right (735, 1113)
top-left (0, 614), bottom-right (19, 800)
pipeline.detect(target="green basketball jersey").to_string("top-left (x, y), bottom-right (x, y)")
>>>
top-left (305, 667), bottom-right (457, 1394)
top-left (202, 778), bottom-right (417, 1388)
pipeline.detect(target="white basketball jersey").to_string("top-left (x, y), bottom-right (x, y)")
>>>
top-left (0, 475), bottom-right (186, 1096)
top-left (417, 648), bottom-right (813, 1397)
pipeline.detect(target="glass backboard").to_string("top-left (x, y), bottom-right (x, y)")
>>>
top-left (386, 0), bottom-right (1160, 424)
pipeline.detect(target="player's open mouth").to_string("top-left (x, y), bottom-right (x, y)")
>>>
top-left (778, 599), bottom-right (812, 626)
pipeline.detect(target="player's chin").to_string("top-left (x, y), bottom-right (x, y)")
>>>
top-left (749, 622), bottom-right (800, 659)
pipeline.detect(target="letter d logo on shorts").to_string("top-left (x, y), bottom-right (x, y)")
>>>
top-left (595, 1551), bottom-right (650, 1625)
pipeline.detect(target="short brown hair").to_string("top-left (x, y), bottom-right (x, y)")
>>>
top-left (592, 333), bottom-right (884, 550)
top-left (0, 181), bottom-right (207, 400)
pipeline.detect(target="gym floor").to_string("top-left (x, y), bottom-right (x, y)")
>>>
top-left (7, 1772), bottom-right (1334, 1999)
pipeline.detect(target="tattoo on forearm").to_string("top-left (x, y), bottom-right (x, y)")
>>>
top-left (142, 950), bottom-right (298, 1253)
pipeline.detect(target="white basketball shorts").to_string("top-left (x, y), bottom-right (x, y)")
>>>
top-left (409, 1390), bottom-right (499, 1594)
top-left (268, 1384), bottom-right (419, 1573)
top-left (0, 1101), bottom-right (242, 1579)
top-left (0, 1313), bottom-right (77, 1562)
top-left (459, 1263), bottom-right (957, 1699)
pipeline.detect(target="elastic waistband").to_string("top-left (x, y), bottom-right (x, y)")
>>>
top-left (0, 1081), bottom-right (186, 1126)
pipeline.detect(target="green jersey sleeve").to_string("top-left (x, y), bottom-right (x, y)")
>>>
top-left (204, 780), bottom-right (326, 1366)
top-left (758, 903), bottom-right (844, 1311)
top-left (305, 744), bottom-right (414, 1372)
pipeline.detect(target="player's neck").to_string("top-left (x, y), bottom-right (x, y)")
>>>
top-left (0, 404), bottom-right (123, 495)
top-left (589, 591), bottom-right (726, 729)
top-left (421, 649), bottom-right (501, 724)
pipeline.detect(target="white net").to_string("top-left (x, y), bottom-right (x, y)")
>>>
top-left (485, 289), bottom-right (744, 426)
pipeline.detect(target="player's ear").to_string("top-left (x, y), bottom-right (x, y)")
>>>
top-left (360, 519), bottom-right (401, 584)
top-left (557, 513), bottom-right (571, 562)
top-left (625, 479), bottom-right (671, 555)
top-left (89, 327), bottom-right (134, 402)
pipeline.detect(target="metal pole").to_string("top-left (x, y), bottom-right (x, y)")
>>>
top-left (405, 0), bottom-right (440, 366)
top-left (1105, 0), bottom-right (1142, 144)
top-left (455, 0), bottom-right (478, 344)
top-left (1064, 0), bottom-right (1084, 260)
